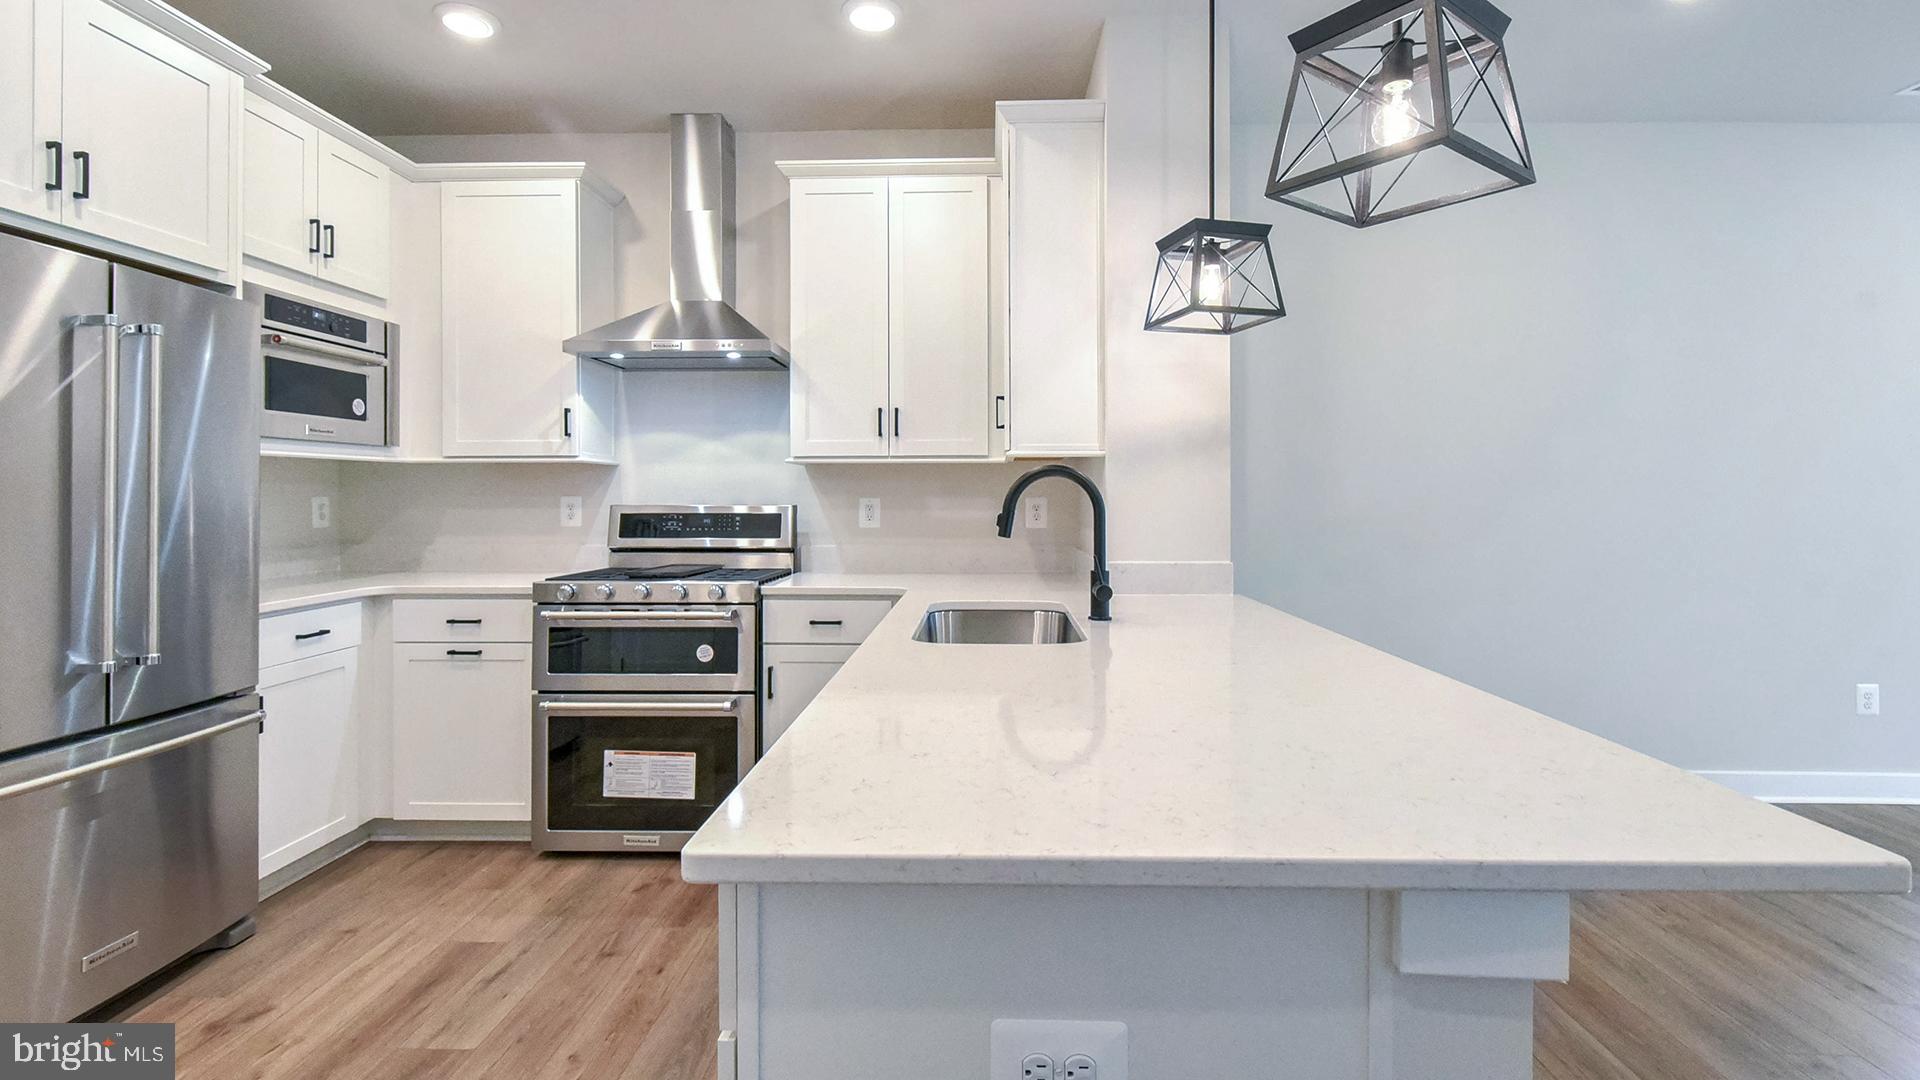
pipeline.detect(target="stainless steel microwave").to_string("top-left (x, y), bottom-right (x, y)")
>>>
top-left (251, 286), bottom-right (395, 447)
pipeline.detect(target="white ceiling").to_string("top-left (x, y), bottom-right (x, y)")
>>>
top-left (170, 0), bottom-right (1920, 136)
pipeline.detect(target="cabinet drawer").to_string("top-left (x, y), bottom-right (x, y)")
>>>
top-left (259, 602), bottom-right (363, 669)
top-left (392, 598), bottom-right (531, 643)
top-left (762, 598), bottom-right (895, 645)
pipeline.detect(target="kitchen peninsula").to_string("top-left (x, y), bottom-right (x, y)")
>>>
top-left (684, 576), bottom-right (1910, 1080)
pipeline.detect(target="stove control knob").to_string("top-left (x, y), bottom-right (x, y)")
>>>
top-left (707, 584), bottom-right (727, 601)
top-left (672, 584), bottom-right (690, 601)
top-left (595, 583), bottom-right (617, 600)
top-left (554, 584), bottom-right (577, 601)
top-left (635, 583), bottom-right (652, 599)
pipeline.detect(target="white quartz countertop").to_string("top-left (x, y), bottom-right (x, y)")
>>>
top-left (683, 574), bottom-right (1911, 893)
top-left (259, 571), bottom-right (545, 614)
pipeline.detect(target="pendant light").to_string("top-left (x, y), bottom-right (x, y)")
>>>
top-left (1144, 0), bottom-right (1285, 336)
top-left (1265, 0), bottom-right (1534, 227)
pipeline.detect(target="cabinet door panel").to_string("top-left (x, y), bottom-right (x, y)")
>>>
top-left (317, 132), bottom-right (390, 298)
top-left (391, 642), bottom-right (532, 820)
top-left (790, 177), bottom-right (889, 458)
top-left (241, 93), bottom-right (318, 275)
top-left (258, 648), bottom-right (361, 877)
top-left (888, 175), bottom-right (989, 457)
top-left (1007, 120), bottom-right (1104, 454)
top-left (60, 0), bottom-right (233, 271)
top-left (0, 0), bottom-right (60, 222)
top-left (441, 180), bottom-right (579, 457)
top-left (761, 643), bottom-right (857, 753)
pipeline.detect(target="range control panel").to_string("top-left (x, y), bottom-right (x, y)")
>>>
top-left (612, 505), bottom-right (795, 548)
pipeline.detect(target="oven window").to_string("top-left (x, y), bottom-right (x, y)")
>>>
top-left (545, 711), bottom-right (741, 831)
top-left (265, 356), bottom-right (369, 422)
top-left (546, 626), bottom-right (741, 676)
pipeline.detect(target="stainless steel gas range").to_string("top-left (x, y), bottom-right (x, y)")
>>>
top-left (531, 504), bottom-right (796, 853)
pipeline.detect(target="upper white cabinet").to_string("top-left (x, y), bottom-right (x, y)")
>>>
top-left (0, 0), bottom-right (58, 223)
top-left (440, 177), bottom-right (620, 460)
top-left (998, 101), bottom-right (1106, 457)
top-left (785, 162), bottom-right (996, 461)
top-left (243, 90), bottom-right (391, 298)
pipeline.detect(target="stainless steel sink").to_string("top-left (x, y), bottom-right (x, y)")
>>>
top-left (912, 605), bottom-right (1087, 645)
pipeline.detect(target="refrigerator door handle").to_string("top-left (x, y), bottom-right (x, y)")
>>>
top-left (68, 314), bottom-right (121, 675)
top-left (122, 323), bottom-right (164, 667)
top-left (0, 710), bottom-right (262, 803)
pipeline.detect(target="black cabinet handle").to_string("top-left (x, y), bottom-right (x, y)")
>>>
top-left (308, 218), bottom-right (322, 254)
top-left (446, 649), bottom-right (484, 657)
top-left (562, 407), bottom-right (574, 438)
top-left (293, 629), bottom-right (331, 641)
top-left (876, 406), bottom-right (884, 439)
top-left (44, 141), bottom-right (61, 191)
top-left (322, 223), bottom-right (336, 258)
top-left (445, 618), bottom-right (483, 625)
top-left (766, 665), bottom-right (774, 699)
top-left (808, 619), bottom-right (843, 627)
top-left (995, 395), bottom-right (1007, 430)
top-left (71, 150), bottom-right (90, 200)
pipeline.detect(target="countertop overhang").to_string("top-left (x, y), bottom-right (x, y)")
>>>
top-left (682, 574), bottom-right (1912, 893)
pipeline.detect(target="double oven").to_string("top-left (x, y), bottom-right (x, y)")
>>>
top-left (531, 505), bottom-right (795, 852)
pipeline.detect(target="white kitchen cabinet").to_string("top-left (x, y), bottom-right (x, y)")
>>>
top-left (789, 176), bottom-right (890, 458)
top-left (888, 176), bottom-right (990, 457)
top-left (391, 642), bottom-right (532, 821)
top-left (0, 0), bottom-right (59, 224)
top-left (761, 643), bottom-right (858, 753)
top-left (784, 162), bottom-right (996, 460)
top-left (258, 634), bottom-right (361, 878)
top-left (998, 101), bottom-right (1106, 456)
top-left (56, 0), bottom-right (237, 272)
top-left (242, 92), bottom-right (391, 298)
top-left (440, 178), bottom-right (620, 460)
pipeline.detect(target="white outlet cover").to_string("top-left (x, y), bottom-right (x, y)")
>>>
top-left (991, 1020), bottom-right (1127, 1080)
top-left (310, 495), bottom-right (331, 529)
top-left (1026, 495), bottom-right (1049, 529)
top-left (560, 496), bottom-right (584, 528)
top-left (1858, 683), bottom-right (1881, 716)
top-left (859, 497), bottom-right (881, 529)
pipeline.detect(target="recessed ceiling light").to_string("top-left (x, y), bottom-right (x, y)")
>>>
top-left (843, 0), bottom-right (900, 33)
top-left (435, 3), bottom-right (499, 40)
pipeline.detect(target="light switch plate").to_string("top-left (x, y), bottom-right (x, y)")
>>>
top-left (990, 1020), bottom-right (1127, 1080)
top-left (310, 496), bottom-right (331, 530)
top-left (560, 496), bottom-right (584, 528)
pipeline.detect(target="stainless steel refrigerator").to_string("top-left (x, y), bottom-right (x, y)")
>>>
top-left (0, 230), bottom-right (261, 1022)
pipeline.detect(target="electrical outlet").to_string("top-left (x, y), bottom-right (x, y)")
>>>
top-left (859, 497), bottom-right (881, 529)
top-left (1858, 683), bottom-right (1881, 716)
top-left (310, 496), bottom-right (331, 530)
top-left (560, 496), bottom-right (584, 529)
top-left (1025, 496), bottom-right (1049, 530)
top-left (990, 1021), bottom-right (1127, 1080)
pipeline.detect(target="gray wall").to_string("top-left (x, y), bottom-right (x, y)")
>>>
top-left (1229, 122), bottom-right (1920, 787)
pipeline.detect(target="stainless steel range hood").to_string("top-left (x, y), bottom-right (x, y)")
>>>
top-left (565, 114), bottom-right (790, 371)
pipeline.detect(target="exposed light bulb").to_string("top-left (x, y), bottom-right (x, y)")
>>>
top-left (1371, 80), bottom-right (1422, 147)
top-left (1195, 242), bottom-right (1231, 307)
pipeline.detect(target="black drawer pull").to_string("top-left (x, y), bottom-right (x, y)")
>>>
top-left (446, 649), bottom-right (484, 657)
top-left (445, 618), bottom-right (483, 625)
top-left (293, 629), bottom-right (331, 641)
top-left (808, 619), bottom-right (843, 627)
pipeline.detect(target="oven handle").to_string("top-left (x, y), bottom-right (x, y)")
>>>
top-left (537, 698), bottom-right (741, 717)
top-left (538, 609), bottom-right (740, 625)
top-left (261, 332), bottom-right (389, 368)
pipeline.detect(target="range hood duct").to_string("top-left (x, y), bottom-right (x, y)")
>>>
top-left (564, 113), bottom-right (790, 371)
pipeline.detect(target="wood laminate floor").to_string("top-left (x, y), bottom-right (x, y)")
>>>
top-left (111, 807), bottom-right (1920, 1080)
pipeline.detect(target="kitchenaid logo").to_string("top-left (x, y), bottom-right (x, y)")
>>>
top-left (4, 1024), bottom-right (173, 1077)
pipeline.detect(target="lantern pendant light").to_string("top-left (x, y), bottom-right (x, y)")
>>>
top-left (1144, 0), bottom-right (1286, 335)
top-left (1265, 0), bottom-right (1534, 227)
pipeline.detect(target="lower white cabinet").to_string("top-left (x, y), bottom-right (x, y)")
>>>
top-left (762, 642), bottom-right (859, 753)
top-left (258, 643), bottom-right (361, 878)
top-left (391, 642), bottom-right (532, 821)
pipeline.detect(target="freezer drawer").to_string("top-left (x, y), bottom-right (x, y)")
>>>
top-left (0, 696), bottom-right (261, 1021)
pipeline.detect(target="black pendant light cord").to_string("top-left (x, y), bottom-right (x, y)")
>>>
top-left (1207, 0), bottom-right (1216, 220)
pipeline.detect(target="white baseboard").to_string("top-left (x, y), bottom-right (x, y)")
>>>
top-left (1695, 770), bottom-right (1920, 805)
top-left (1110, 560), bottom-right (1234, 594)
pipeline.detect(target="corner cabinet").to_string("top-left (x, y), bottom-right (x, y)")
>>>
top-left (0, 0), bottom-right (256, 278)
top-left (784, 161), bottom-right (997, 461)
top-left (997, 101), bottom-right (1106, 457)
top-left (440, 177), bottom-right (621, 460)
top-left (243, 90), bottom-right (392, 299)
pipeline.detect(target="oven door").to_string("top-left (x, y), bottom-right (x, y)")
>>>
top-left (534, 604), bottom-right (757, 693)
top-left (533, 693), bottom-right (754, 852)
top-left (260, 333), bottom-right (390, 446)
